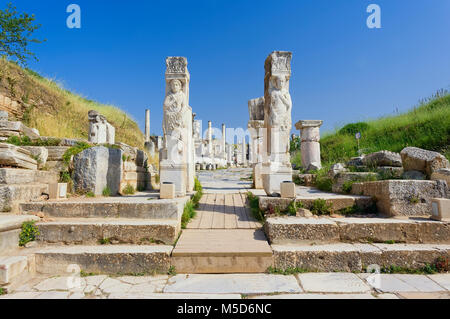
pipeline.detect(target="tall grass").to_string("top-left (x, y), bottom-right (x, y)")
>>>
top-left (320, 92), bottom-right (450, 164)
top-left (0, 59), bottom-right (145, 149)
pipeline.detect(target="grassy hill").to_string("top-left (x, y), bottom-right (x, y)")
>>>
top-left (292, 90), bottom-right (450, 167)
top-left (0, 58), bottom-right (145, 149)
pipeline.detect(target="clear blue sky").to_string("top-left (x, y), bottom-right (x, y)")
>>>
top-left (14, 0), bottom-right (450, 139)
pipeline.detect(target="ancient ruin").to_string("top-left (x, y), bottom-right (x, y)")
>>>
top-left (261, 51), bottom-right (293, 196)
top-left (88, 110), bottom-right (115, 145)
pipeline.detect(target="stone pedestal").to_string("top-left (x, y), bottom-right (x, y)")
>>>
top-left (248, 119), bottom-right (265, 189)
top-left (295, 120), bottom-right (323, 171)
top-left (262, 52), bottom-right (293, 196)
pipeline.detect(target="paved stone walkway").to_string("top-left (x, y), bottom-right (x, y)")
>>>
top-left (2, 273), bottom-right (449, 299)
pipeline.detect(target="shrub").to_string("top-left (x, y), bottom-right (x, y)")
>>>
top-left (19, 221), bottom-right (40, 246)
top-left (286, 200), bottom-right (297, 216)
top-left (339, 122), bottom-right (370, 136)
top-left (122, 184), bottom-right (136, 195)
top-left (313, 166), bottom-right (333, 192)
top-left (310, 199), bottom-right (332, 216)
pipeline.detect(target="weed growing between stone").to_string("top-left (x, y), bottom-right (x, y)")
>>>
top-left (310, 199), bottom-right (332, 216)
top-left (122, 183), bottom-right (136, 195)
top-left (192, 177), bottom-right (203, 209)
top-left (80, 270), bottom-right (98, 277)
top-left (181, 200), bottom-right (196, 229)
top-left (267, 266), bottom-right (310, 275)
top-left (247, 192), bottom-right (265, 222)
top-left (86, 191), bottom-right (95, 198)
top-left (168, 265), bottom-right (177, 276)
top-left (0, 288), bottom-right (6, 295)
top-left (62, 141), bottom-right (92, 166)
top-left (102, 186), bottom-right (111, 197)
top-left (19, 220), bottom-right (40, 246)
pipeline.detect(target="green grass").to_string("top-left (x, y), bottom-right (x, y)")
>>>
top-left (318, 91), bottom-right (450, 165)
top-left (122, 184), bottom-right (136, 195)
top-left (247, 192), bottom-right (265, 222)
top-left (102, 186), bottom-right (111, 197)
top-left (181, 200), bottom-right (197, 229)
top-left (192, 177), bottom-right (203, 208)
top-left (267, 266), bottom-right (310, 275)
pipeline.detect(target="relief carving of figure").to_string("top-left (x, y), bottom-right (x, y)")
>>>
top-left (268, 75), bottom-right (292, 131)
top-left (163, 79), bottom-right (188, 156)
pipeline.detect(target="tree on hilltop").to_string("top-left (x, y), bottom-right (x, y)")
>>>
top-left (0, 2), bottom-right (44, 65)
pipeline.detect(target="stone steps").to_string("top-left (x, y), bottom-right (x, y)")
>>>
top-left (20, 197), bottom-right (187, 220)
top-left (0, 255), bottom-right (35, 292)
top-left (37, 218), bottom-right (180, 245)
top-left (0, 184), bottom-right (48, 212)
top-left (264, 217), bottom-right (450, 244)
top-left (171, 229), bottom-right (273, 274)
top-left (0, 168), bottom-right (59, 185)
top-left (258, 194), bottom-right (374, 214)
top-left (272, 243), bottom-right (450, 272)
top-left (0, 215), bottom-right (40, 253)
top-left (34, 245), bottom-right (172, 275)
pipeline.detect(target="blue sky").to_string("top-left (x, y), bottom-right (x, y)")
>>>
top-left (13, 0), bottom-right (450, 139)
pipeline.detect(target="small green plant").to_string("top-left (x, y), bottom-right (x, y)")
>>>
top-left (310, 199), bottom-right (332, 216)
top-left (0, 288), bottom-right (6, 296)
top-left (192, 177), bottom-right (203, 208)
top-left (247, 192), bottom-right (264, 222)
top-left (102, 186), bottom-right (111, 197)
top-left (59, 171), bottom-right (72, 183)
top-left (168, 265), bottom-right (177, 276)
top-left (384, 240), bottom-right (396, 245)
top-left (63, 142), bottom-right (92, 166)
top-left (436, 256), bottom-right (449, 273)
top-left (409, 196), bottom-right (420, 204)
top-left (267, 266), bottom-right (309, 275)
top-left (122, 154), bottom-right (127, 162)
top-left (19, 221), bottom-right (40, 246)
top-left (286, 200), bottom-right (298, 216)
top-left (80, 270), bottom-right (97, 277)
top-left (86, 191), bottom-right (95, 198)
top-left (122, 183), bottom-right (136, 195)
top-left (181, 200), bottom-right (196, 229)
top-left (99, 238), bottom-right (111, 245)
top-left (313, 166), bottom-right (333, 192)
top-left (381, 264), bottom-right (438, 275)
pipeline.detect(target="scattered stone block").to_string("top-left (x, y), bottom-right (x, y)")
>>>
top-left (431, 198), bottom-right (450, 221)
top-left (0, 120), bottom-right (40, 140)
top-left (296, 208), bottom-right (313, 218)
top-left (72, 146), bottom-right (123, 196)
top-left (353, 180), bottom-right (449, 217)
top-left (0, 256), bottom-right (28, 285)
top-left (0, 143), bottom-right (37, 170)
top-left (280, 182), bottom-right (296, 199)
top-left (347, 156), bottom-right (364, 167)
top-left (0, 111), bottom-right (8, 121)
top-left (402, 170), bottom-right (426, 180)
top-left (431, 168), bottom-right (450, 186)
top-left (328, 163), bottom-right (347, 178)
top-left (21, 146), bottom-right (48, 169)
top-left (332, 172), bottom-right (378, 193)
top-left (377, 166), bottom-right (404, 178)
top-left (160, 183), bottom-right (175, 199)
top-left (45, 146), bottom-right (71, 161)
top-left (48, 183), bottom-right (67, 200)
top-left (401, 147), bottom-right (450, 178)
top-left (363, 151), bottom-right (402, 167)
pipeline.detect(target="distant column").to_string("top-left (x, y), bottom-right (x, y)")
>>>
top-left (242, 137), bottom-right (246, 166)
top-left (145, 109), bottom-right (150, 143)
top-left (208, 121), bottom-right (213, 155)
top-left (295, 120), bottom-right (323, 170)
top-left (222, 124), bottom-right (226, 160)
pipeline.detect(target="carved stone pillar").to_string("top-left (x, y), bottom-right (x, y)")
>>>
top-left (261, 51), bottom-right (293, 196)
